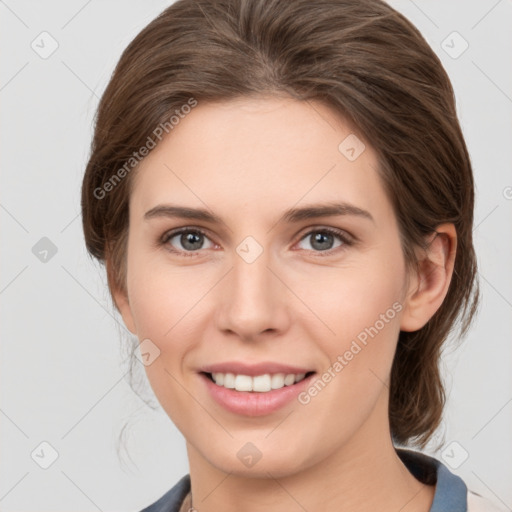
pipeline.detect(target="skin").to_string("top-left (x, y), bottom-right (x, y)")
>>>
top-left (112, 96), bottom-right (456, 512)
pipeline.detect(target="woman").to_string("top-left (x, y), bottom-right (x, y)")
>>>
top-left (81, 0), bottom-right (502, 510)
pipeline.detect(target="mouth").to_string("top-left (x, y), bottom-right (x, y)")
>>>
top-left (199, 369), bottom-right (317, 416)
top-left (201, 371), bottom-right (316, 393)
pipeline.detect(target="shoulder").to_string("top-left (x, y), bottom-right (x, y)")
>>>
top-left (467, 490), bottom-right (509, 512)
top-left (139, 474), bottom-right (191, 512)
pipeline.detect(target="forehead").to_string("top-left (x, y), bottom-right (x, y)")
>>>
top-left (130, 96), bottom-right (394, 227)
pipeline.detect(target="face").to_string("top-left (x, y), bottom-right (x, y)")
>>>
top-left (114, 96), bottom-right (418, 477)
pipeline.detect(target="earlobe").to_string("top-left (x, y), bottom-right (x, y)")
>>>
top-left (106, 258), bottom-right (137, 335)
top-left (400, 223), bottom-right (457, 332)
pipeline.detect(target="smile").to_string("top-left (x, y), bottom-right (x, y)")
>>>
top-left (206, 371), bottom-right (313, 392)
top-left (200, 370), bottom-right (316, 416)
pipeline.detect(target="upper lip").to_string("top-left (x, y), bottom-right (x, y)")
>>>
top-left (199, 361), bottom-right (315, 376)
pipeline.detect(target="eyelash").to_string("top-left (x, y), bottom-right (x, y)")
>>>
top-left (159, 226), bottom-right (355, 258)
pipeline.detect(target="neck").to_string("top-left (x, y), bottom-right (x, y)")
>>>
top-left (185, 392), bottom-right (435, 512)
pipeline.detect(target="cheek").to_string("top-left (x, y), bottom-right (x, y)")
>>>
top-left (290, 258), bottom-right (404, 343)
top-left (125, 255), bottom-right (206, 428)
top-left (296, 276), bottom-right (403, 431)
top-left (293, 258), bottom-right (405, 393)
top-left (126, 247), bottom-right (209, 337)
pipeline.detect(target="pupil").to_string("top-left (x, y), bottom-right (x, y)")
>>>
top-left (182, 232), bottom-right (203, 250)
top-left (312, 232), bottom-right (333, 251)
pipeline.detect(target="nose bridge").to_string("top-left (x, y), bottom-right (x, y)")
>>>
top-left (217, 239), bottom-right (287, 338)
top-left (233, 247), bottom-right (271, 300)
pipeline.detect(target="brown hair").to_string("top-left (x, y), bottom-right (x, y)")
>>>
top-left (81, 0), bottom-right (479, 448)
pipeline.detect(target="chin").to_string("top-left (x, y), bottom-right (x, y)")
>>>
top-left (201, 440), bottom-right (312, 479)
top-left (219, 457), bottom-right (305, 479)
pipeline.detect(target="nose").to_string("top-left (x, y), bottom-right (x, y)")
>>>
top-left (215, 247), bottom-right (290, 341)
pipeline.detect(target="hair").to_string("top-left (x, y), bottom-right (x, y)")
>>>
top-left (81, 0), bottom-right (479, 449)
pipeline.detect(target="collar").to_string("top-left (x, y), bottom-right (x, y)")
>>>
top-left (396, 448), bottom-right (468, 511)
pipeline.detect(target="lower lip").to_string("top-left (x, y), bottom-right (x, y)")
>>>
top-left (200, 373), bottom-right (315, 416)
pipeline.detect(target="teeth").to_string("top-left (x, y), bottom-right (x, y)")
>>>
top-left (210, 372), bottom-right (308, 392)
top-left (235, 374), bottom-right (254, 391)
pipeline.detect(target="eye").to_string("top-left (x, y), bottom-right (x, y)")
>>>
top-left (161, 228), bottom-right (215, 256)
top-left (295, 227), bottom-right (353, 254)
top-left (160, 226), bottom-right (354, 257)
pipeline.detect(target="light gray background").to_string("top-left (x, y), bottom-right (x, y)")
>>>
top-left (1, 1), bottom-right (511, 511)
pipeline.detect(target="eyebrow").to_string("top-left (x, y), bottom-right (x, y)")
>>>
top-left (144, 201), bottom-right (374, 225)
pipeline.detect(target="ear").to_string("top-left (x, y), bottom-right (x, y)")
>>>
top-left (106, 257), bottom-right (137, 335)
top-left (400, 223), bottom-right (457, 332)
